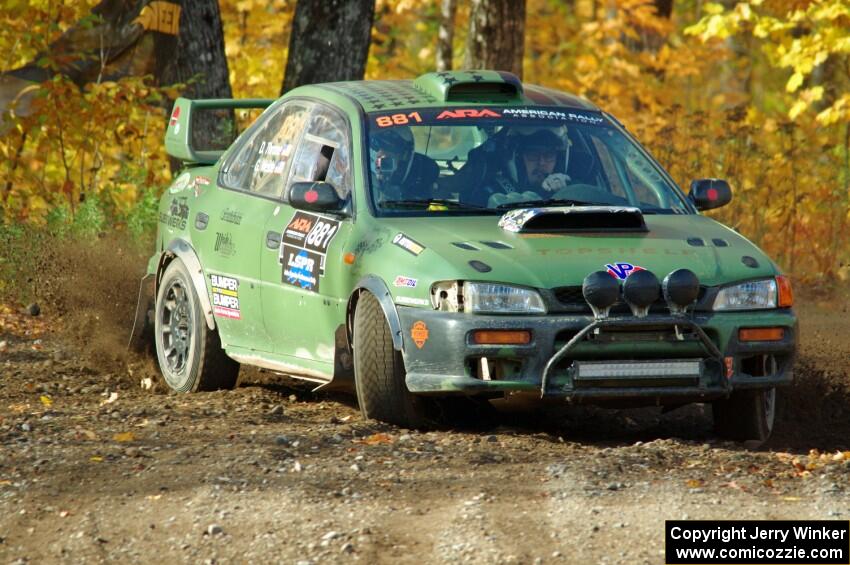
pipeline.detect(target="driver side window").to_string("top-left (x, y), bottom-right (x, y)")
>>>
top-left (286, 104), bottom-right (352, 202)
top-left (220, 101), bottom-right (312, 198)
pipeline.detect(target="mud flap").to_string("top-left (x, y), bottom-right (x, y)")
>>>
top-left (312, 325), bottom-right (355, 393)
top-left (128, 273), bottom-right (155, 352)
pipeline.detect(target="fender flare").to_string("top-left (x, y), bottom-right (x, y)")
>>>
top-left (157, 239), bottom-right (216, 330)
top-left (347, 275), bottom-right (404, 351)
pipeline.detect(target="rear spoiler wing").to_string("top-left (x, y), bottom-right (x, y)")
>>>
top-left (165, 97), bottom-right (274, 165)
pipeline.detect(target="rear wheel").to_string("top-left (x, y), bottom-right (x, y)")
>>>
top-left (712, 388), bottom-right (775, 445)
top-left (353, 292), bottom-right (430, 428)
top-left (154, 259), bottom-right (239, 393)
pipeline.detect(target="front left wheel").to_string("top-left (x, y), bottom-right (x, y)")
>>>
top-left (154, 259), bottom-right (239, 392)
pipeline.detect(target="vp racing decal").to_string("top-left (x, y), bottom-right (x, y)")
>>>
top-left (210, 274), bottom-right (240, 320)
top-left (605, 262), bottom-right (645, 280)
top-left (392, 233), bottom-right (425, 256)
top-left (280, 211), bottom-right (340, 292)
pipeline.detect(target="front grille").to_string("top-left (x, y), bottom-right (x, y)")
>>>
top-left (550, 285), bottom-right (707, 314)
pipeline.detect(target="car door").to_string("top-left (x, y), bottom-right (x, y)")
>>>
top-left (261, 102), bottom-right (355, 365)
top-left (203, 99), bottom-right (313, 352)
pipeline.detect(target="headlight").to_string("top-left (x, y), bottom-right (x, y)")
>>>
top-left (713, 279), bottom-right (777, 311)
top-left (463, 282), bottom-right (546, 314)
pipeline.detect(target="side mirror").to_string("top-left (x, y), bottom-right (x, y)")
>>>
top-left (290, 181), bottom-right (347, 214)
top-left (689, 178), bottom-right (732, 211)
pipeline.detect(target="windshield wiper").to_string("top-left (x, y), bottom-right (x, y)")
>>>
top-left (381, 199), bottom-right (491, 211)
top-left (495, 198), bottom-right (597, 209)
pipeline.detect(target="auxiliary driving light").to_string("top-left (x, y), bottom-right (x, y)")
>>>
top-left (582, 271), bottom-right (621, 319)
top-left (622, 270), bottom-right (660, 317)
top-left (662, 268), bottom-right (700, 314)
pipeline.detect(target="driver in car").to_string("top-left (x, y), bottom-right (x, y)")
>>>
top-left (484, 128), bottom-right (572, 207)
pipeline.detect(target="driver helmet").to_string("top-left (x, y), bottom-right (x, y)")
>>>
top-left (369, 127), bottom-right (415, 185)
top-left (506, 127), bottom-right (569, 185)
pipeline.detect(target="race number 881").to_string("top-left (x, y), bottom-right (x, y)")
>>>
top-left (304, 219), bottom-right (339, 252)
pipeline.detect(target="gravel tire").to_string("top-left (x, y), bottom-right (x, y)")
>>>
top-left (353, 292), bottom-right (430, 428)
top-left (154, 259), bottom-right (239, 393)
top-left (712, 388), bottom-right (775, 445)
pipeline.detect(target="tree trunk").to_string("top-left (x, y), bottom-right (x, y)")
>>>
top-left (157, 0), bottom-right (231, 100)
top-left (436, 0), bottom-right (457, 72)
top-left (464, 0), bottom-right (526, 78)
top-left (281, 0), bottom-right (376, 94)
top-left (157, 0), bottom-right (232, 172)
top-left (654, 0), bottom-right (673, 19)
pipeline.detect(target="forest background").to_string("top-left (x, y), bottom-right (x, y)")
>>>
top-left (0, 0), bottom-right (848, 301)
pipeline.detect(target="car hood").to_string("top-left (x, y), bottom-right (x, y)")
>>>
top-left (378, 212), bottom-right (777, 289)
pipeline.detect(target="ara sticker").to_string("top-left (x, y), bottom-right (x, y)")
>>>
top-left (411, 321), bottom-right (429, 349)
top-left (605, 262), bottom-right (644, 280)
top-left (436, 108), bottom-right (501, 119)
top-left (392, 233), bottom-right (425, 256)
top-left (210, 274), bottom-right (240, 320)
top-left (393, 276), bottom-right (418, 288)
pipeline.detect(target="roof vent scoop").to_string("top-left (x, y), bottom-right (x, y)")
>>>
top-left (413, 70), bottom-right (523, 103)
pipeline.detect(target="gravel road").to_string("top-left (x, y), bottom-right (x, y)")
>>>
top-left (2, 292), bottom-right (850, 564)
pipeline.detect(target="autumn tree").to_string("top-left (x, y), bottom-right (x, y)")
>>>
top-left (281, 0), bottom-right (375, 94)
top-left (0, 0), bottom-right (182, 121)
top-left (464, 0), bottom-right (525, 78)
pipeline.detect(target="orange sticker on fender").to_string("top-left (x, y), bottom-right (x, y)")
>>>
top-left (411, 321), bottom-right (429, 349)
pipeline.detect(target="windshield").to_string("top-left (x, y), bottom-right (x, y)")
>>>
top-left (366, 107), bottom-right (690, 215)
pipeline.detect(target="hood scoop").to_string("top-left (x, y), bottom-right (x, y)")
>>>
top-left (498, 206), bottom-right (647, 233)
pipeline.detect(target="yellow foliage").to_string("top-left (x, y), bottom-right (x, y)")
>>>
top-left (0, 0), bottom-right (847, 283)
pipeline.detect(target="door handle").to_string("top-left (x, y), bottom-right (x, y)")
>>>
top-left (266, 231), bottom-right (281, 249)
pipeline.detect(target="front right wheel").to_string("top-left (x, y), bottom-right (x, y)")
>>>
top-left (712, 388), bottom-right (776, 445)
top-left (353, 292), bottom-right (430, 428)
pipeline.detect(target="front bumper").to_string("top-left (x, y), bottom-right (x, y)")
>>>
top-left (396, 307), bottom-right (796, 401)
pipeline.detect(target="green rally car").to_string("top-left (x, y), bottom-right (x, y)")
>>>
top-left (131, 70), bottom-right (796, 442)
